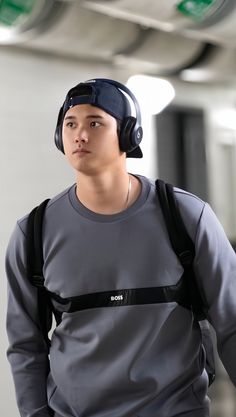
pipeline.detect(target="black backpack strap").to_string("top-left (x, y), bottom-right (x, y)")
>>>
top-left (27, 200), bottom-right (50, 284)
top-left (156, 179), bottom-right (207, 319)
top-left (156, 179), bottom-right (195, 268)
top-left (27, 199), bottom-right (52, 350)
top-left (156, 179), bottom-right (215, 385)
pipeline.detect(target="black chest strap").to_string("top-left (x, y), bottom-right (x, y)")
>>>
top-left (48, 273), bottom-right (191, 313)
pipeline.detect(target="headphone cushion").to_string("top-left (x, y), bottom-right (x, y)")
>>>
top-left (119, 116), bottom-right (137, 152)
top-left (54, 106), bottom-right (65, 153)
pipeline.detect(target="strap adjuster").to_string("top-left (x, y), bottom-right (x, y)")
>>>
top-left (31, 274), bottom-right (45, 288)
top-left (179, 250), bottom-right (194, 267)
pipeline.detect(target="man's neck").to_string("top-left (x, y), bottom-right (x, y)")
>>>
top-left (75, 171), bottom-right (141, 215)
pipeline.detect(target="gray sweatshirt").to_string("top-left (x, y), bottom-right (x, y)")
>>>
top-left (5, 175), bottom-right (236, 417)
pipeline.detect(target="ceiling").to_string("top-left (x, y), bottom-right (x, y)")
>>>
top-left (1, 0), bottom-right (236, 82)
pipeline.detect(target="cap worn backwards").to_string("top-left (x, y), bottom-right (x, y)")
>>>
top-left (64, 80), bottom-right (131, 121)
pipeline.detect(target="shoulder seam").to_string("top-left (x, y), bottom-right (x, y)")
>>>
top-left (42, 185), bottom-right (75, 212)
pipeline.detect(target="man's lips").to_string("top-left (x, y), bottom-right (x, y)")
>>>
top-left (72, 148), bottom-right (91, 155)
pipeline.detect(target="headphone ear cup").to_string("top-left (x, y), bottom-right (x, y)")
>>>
top-left (54, 124), bottom-right (64, 153)
top-left (119, 116), bottom-right (143, 152)
top-left (119, 117), bottom-right (136, 152)
top-left (54, 107), bottom-right (65, 153)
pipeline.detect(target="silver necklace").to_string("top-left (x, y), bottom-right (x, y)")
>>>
top-left (125, 175), bottom-right (132, 208)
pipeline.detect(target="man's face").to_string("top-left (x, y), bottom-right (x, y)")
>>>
top-left (62, 104), bottom-right (124, 175)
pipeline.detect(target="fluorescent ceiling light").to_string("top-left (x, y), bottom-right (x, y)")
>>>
top-left (127, 74), bottom-right (175, 115)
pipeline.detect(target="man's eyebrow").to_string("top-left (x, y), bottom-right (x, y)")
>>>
top-left (86, 114), bottom-right (104, 119)
top-left (64, 114), bottom-right (104, 120)
top-left (64, 115), bottom-right (76, 120)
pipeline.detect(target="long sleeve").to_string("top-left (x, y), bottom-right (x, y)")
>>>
top-left (5, 221), bottom-right (53, 417)
top-left (193, 202), bottom-right (236, 386)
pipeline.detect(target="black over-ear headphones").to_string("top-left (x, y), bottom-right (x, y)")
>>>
top-left (54, 78), bottom-right (143, 154)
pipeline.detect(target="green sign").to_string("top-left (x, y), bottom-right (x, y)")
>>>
top-left (0, 0), bottom-right (36, 26)
top-left (176, 0), bottom-right (218, 21)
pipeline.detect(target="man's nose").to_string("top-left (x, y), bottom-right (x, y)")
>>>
top-left (74, 128), bottom-right (88, 143)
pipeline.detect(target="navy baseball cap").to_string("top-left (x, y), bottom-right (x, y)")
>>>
top-left (59, 79), bottom-right (143, 158)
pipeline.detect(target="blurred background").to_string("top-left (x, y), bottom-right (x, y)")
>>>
top-left (1, 0), bottom-right (236, 415)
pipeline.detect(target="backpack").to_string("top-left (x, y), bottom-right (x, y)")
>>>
top-left (26, 179), bottom-right (215, 385)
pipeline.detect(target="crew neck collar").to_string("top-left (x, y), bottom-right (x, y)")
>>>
top-left (68, 175), bottom-right (150, 223)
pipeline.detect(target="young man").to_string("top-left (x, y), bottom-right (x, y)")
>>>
top-left (6, 78), bottom-right (236, 417)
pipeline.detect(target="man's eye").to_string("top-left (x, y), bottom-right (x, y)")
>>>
top-left (66, 122), bottom-right (74, 128)
top-left (90, 121), bottom-right (101, 128)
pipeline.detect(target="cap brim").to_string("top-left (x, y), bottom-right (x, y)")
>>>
top-left (126, 146), bottom-right (143, 158)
